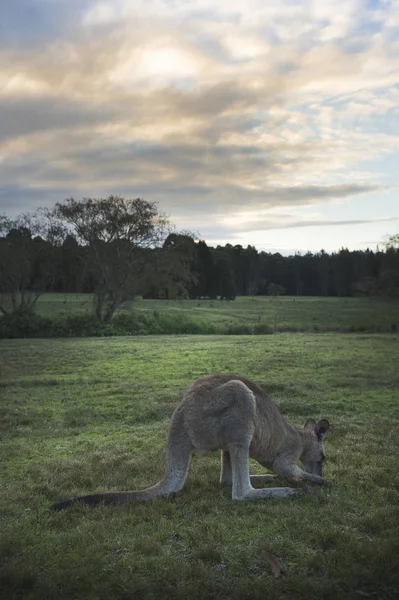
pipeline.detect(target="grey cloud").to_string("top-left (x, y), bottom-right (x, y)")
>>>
top-left (167, 183), bottom-right (385, 211)
top-left (235, 215), bottom-right (399, 233)
top-left (167, 79), bottom-right (283, 121)
top-left (264, 183), bottom-right (386, 202)
top-left (65, 140), bottom-right (269, 179)
top-left (0, 1), bottom-right (91, 48)
top-left (0, 97), bottom-right (114, 141)
top-left (0, 131), bottom-right (269, 191)
top-left (0, 179), bottom-right (384, 222)
top-left (0, 184), bottom-right (79, 216)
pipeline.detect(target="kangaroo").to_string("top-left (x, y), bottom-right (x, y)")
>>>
top-left (51, 374), bottom-right (329, 510)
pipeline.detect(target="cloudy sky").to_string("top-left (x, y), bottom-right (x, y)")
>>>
top-left (0, 0), bottom-right (398, 254)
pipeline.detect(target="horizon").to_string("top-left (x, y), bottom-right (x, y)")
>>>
top-left (0, 0), bottom-right (398, 255)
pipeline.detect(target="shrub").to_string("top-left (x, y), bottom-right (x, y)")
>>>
top-left (224, 323), bottom-right (253, 335)
top-left (62, 314), bottom-right (106, 337)
top-left (253, 323), bottom-right (273, 335)
top-left (0, 308), bottom-right (263, 339)
top-left (0, 311), bottom-right (53, 339)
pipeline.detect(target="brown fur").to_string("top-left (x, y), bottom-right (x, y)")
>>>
top-left (51, 374), bottom-right (329, 509)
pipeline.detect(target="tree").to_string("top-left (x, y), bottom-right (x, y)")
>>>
top-left (57, 235), bottom-right (85, 292)
top-left (193, 240), bottom-right (218, 299)
top-left (267, 282), bottom-right (286, 296)
top-left (378, 235), bottom-right (399, 297)
top-left (214, 247), bottom-right (236, 300)
top-left (142, 233), bottom-right (199, 299)
top-left (53, 196), bottom-right (170, 322)
top-left (384, 233), bottom-right (399, 250)
top-left (330, 248), bottom-right (354, 296)
top-left (230, 244), bottom-right (258, 296)
top-left (0, 211), bottom-right (64, 316)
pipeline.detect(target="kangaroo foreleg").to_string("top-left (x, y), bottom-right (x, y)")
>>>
top-left (272, 462), bottom-right (325, 485)
top-left (221, 452), bottom-right (278, 486)
top-left (291, 466), bottom-right (325, 485)
top-left (228, 445), bottom-right (297, 500)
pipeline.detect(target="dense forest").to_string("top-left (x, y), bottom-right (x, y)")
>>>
top-left (1, 196), bottom-right (398, 323)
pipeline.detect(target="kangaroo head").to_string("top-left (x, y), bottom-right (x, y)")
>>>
top-left (300, 418), bottom-right (330, 477)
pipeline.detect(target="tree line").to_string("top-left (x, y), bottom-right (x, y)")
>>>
top-left (0, 196), bottom-right (398, 323)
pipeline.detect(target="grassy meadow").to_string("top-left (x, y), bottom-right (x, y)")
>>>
top-left (1, 333), bottom-right (399, 599)
top-left (34, 293), bottom-right (399, 333)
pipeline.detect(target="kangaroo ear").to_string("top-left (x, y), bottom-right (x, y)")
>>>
top-left (314, 419), bottom-right (330, 440)
top-left (304, 418), bottom-right (317, 431)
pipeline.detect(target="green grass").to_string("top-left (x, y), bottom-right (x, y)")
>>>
top-left (1, 334), bottom-right (399, 599)
top-left (32, 293), bottom-right (399, 333)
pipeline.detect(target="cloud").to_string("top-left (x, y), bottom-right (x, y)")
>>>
top-left (225, 214), bottom-right (399, 234)
top-left (0, 0), bottom-right (91, 47)
top-left (0, 0), bottom-right (398, 250)
top-left (0, 97), bottom-right (113, 140)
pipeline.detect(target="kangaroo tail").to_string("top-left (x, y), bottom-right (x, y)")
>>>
top-left (51, 482), bottom-right (168, 510)
top-left (51, 407), bottom-right (193, 510)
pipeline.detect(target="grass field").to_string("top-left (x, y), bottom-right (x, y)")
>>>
top-left (1, 334), bottom-right (399, 599)
top-left (32, 292), bottom-right (399, 333)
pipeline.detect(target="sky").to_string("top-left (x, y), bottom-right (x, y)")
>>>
top-left (0, 0), bottom-right (398, 254)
